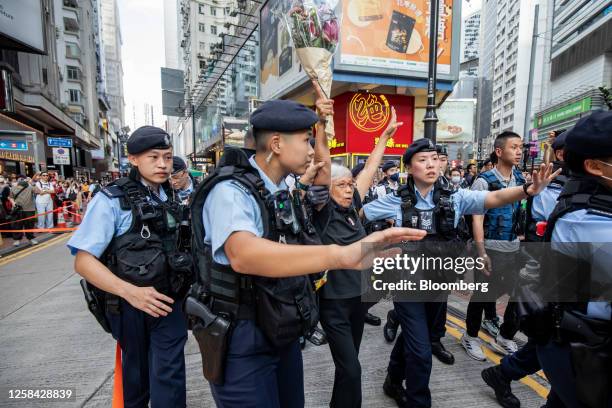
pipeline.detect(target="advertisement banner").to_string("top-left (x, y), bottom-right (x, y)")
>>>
top-left (0, 0), bottom-right (45, 54)
top-left (331, 92), bottom-right (414, 155)
top-left (338, 0), bottom-right (455, 75)
top-left (260, 0), bottom-right (309, 99)
top-left (413, 99), bottom-right (475, 143)
top-left (52, 147), bottom-right (70, 165)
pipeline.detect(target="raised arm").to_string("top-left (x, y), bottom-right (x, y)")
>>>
top-left (312, 80), bottom-right (333, 187)
top-left (355, 107), bottom-right (403, 200)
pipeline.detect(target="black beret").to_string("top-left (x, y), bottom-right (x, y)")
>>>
top-left (436, 144), bottom-right (448, 156)
top-left (381, 160), bottom-right (398, 172)
top-left (403, 138), bottom-right (437, 164)
top-left (250, 100), bottom-right (319, 133)
top-left (351, 162), bottom-right (365, 178)
top-left (127, 126), bottom-right (172, 154)
top-left (564, 110), bottom-right (612, 158)
top-left (551, 131), bottom-right (567, 151)
top-left (172, 156), bottom-right (187, 173)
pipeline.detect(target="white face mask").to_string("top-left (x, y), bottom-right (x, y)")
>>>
top-left (451, 176), bottom-right (461, 184)
top-left (597, 160), bottom-right (612, 181)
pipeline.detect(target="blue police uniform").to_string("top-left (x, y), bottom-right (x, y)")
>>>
top-left (67, 126), bottom-right (187, 408)
top-left (199, 99), bottom-right (319, 408)
top-left (364, 173), bottom-right (488, 407)
top-left (536, 110), bottom-right (612, 408)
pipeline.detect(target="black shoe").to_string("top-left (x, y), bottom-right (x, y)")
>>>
top-left (306, 326), bottom-right (327, 346)
top-left (431, 341), bottom-right (455, 365)
top-left (365, 312), bottom-right (381, 326)
top-left (481, 366), bottom-right (521, 408)
top-left (384, 310), bottom-right (399, 342)
top-left (383, 374), bottom-right (410, 408)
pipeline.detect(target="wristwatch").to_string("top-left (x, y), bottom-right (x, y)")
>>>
top-left (523, 182), bottom-right (534, 197)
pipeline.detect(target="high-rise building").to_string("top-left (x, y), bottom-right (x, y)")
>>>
top-left (488, 0), bottom-right (548, 142)
top-left (461, 10), bottom-right (480, 69)
top-left (100, 0), bottom-right (125, 134)
top-left (531, 1), bottom-right (611, 148)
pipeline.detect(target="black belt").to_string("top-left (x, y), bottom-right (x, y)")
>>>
top-left (210, 297), bottom-right (256, 320)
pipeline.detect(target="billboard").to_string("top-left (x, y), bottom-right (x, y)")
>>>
top-left (260, 0), bottom-right (309, 100)
top-left (0, 0), bottom-right (45, 54)
top-left (260, 0), bottom-right (460, 99)
top-left (330, 91), bottom-right (415, 155)
top-left (413, 99), bottom-right (475, 143)
top-left (337, 0), bottom-right (456, 76)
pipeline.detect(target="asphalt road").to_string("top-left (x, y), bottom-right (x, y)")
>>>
top-left (0, 234), bottom-right (548, 407)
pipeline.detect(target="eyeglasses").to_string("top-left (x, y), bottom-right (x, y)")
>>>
top-left (170, 170), bottom-right (186, 179)
top-left (333, 182), bottom-right (356, 190)
top-left (41, 174), bottom-right (49, 177)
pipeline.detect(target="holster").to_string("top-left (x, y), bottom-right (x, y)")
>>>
top-left (79, 279), bottom-right (112, 334)
top-left (192, 315), bottom-right (232, 385)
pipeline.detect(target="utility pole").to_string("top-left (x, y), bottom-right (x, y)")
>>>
top-left (423, 0), bottom-right (440, 143)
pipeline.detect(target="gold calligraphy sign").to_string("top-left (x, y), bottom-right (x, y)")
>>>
top-left (349, 93), bottom-right (391, 133)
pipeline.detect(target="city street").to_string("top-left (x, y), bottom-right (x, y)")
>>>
top-left (0, 235), bottom-right (548, 407)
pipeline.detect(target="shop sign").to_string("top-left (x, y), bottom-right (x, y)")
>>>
top-left (535, 97), bottom-right (591, 128)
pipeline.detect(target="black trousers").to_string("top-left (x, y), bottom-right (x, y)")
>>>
top-left (319, 296), bottom-right (370, 408)
top-left (12, 210), bottom-right (35, 240)
top-left (466, 249), bottom-right (520, 338)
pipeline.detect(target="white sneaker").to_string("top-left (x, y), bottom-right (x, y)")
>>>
top-left (13, 240), bottom-right (20, 246)
top-left (461, 333), bottom-right (486, 361)
top-left (482, 318), bottom-right (501, 337)
top-left (30, 239), bottom-right (39, 245)
top-left (495, 334), bottom-right (518, 354)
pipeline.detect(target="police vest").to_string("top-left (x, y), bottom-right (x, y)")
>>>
top-left (477, 168), bottom-right (525, 241)
top-left (190, 146), bottom-right (319, 348)
top-left (524, 163), bottom-right (568, 242)
top-left (398, 177), bottom-right (468, 243)
top-left (100, 174), bottom-right (190, 297)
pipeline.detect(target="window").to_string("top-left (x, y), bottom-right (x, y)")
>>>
top-left (225, 7), bottom-right (230, 15)
top-left (42, 68), bottom-right (48, 85)
top-left (66, 42), bottom-right (80, 58)
top-left (210, 6), bottom-right (216, 16)
top-left (69, 89), bottom-right (80, 103)
top-left (199, 41), bottom-right (206, 51)
top-left (199, 4), bottom-right (205, 14)
top-left (199, 60), bottom-right (207, 70)
top-left (198, 23), bottom-right (205, 32)
top-left (67, 66), bottom-right (79, 80)
top-left (211, 25), bottom-right (217, 35)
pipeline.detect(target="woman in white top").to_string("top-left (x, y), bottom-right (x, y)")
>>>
top-left (33, 172), bottom-right (55, 229)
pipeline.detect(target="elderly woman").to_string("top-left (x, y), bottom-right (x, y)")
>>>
top-left (313, 107), bottom-right (402, 408)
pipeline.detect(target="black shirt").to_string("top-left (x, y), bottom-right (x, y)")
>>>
top-left (313, 191), bottom-right (367, 299)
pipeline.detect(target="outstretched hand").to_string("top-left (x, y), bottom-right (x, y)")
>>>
top-left (382, 107), bottom-right (404, 138)
top-left (527, 163), bottom-right (562, 196)
top-left (299, 160), bottom-right (326, 186)
top-left (312, 79), bottom-right (334, 121)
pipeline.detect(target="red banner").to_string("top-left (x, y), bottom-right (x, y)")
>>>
top-left (329, 92), bottom-right (414, 155)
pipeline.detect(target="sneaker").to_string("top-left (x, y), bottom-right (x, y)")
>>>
top-left (461, 333), bottom-right (486, 361)
top-left (482, 318), bottom-right (501, 337)
top-left (30, 239), bottom-right (39, 245)
top-left (495, 334), bottom-right (518, 354)
top-left (13, 240), bottom-right (21, 246)
top-left (481, 366), bottom-right (521, 408)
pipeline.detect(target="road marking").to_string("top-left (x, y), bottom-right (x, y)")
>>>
top-left (444, 324), bottom-right (550, 399)
top-left (0, 234), bottom-right (71, 267)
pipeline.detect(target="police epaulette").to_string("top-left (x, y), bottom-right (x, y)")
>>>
top-left (100, 185), bottom-right (125, 198)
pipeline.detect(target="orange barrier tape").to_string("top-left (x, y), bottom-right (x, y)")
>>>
top-left (112, 342), bottom-right (124, 408)
top-left (0, 203), bottom-right (75, 226)
top-left (0, 227), bottom-right (77, 233)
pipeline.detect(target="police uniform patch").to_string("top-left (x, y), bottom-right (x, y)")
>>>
top-left (230, 180), bottom-right (251, 195)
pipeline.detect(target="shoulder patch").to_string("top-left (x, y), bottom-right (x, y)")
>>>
top-left (229, 180), bottom-right (251, 195)
top-left (100, 185), bottom-right (125, 199)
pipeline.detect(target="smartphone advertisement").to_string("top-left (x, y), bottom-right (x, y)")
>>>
top-left (339, 0), bottom-right (455, 75)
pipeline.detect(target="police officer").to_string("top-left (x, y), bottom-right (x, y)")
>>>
top-left (480, 132), bottom-right (570, 408)
top-left (170, 156), bottom-right (195, 205)
top-left (68, 126), bottom-right (189, 408)
top-left (374, 160), bottom-right (400, 198)
top-left (193, 92), bottom-right (426, 407)
top-left (363, 137), bottom-right (559, 408)
top-left (536, 110), bottom-right (612, 408)
top-left (437, 144), bottom-right (450, 186)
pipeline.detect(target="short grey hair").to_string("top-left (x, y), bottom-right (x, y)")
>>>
top-left (331, 163), bottom-right (352, 180)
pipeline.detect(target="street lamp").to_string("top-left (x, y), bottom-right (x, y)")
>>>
top-left (423, 0), bottom-right (440, 143)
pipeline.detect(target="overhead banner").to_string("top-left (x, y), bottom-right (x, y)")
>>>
top-left (338, 0), bottom-right (455, 75)
top-left (413, 99), bottom-right (475, 143)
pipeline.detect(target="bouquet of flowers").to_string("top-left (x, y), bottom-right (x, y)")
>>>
top-left (285, 1), bottom-right (340, 138)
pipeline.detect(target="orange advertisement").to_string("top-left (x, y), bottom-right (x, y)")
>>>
top-left (339, 0), bottom-right (454, 74)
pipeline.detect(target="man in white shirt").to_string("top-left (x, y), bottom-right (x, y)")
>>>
top-left (34, 172), bottom-right (55, 229)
